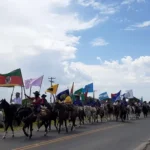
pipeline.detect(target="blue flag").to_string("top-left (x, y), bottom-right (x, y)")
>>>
top-left (83, 83), bottom-right (93, 93)
top-left (111, 90), bottom-right (121, 102)
top-left (99, 92), bottom-right (109, 100)
top-left (56, 89), bottom-right (69, 101)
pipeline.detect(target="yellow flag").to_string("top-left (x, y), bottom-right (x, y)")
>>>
top-left (46, 84), bottom-right (59, 94)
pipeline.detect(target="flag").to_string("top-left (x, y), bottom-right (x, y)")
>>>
top-left (74, 88), bottom-right (83, 95)
top-left (24, 79), bottom-right (32, 89)
top-left (56, 89), bottom-right (69, 101)
top-left (46, 84), bottom-right (59, 94)
top-left (125, 90), bottom-right (133, 99)
top-left (24, 75), bottom-right (43, 89)
top-left (81, 93), bottom-right (85, 101)
top-left (111, 90), bottom-right (121, 102)
top-left (83, 83), bottom-right (93, 92)
top-left (30, 75), bottom-right (43, 87)
top-left (141, 96), bottom-right (143, 102)
top-left (70, 82), bottom-right (74, 94)
top-left (0, 68), bottom-right (24, 87)
top-left (99, 92), bottom-right (109, 100)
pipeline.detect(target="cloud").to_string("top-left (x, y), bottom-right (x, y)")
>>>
top-left (121, 0), bottom-right (145, 5)
top-left (91, 38), bottom-right (109, 46)
top-left (77, 0), bottom-right (119, 15)
top-left (0, 0), bottom-right (150, 101)
top-left (0, 0), bottom-right (101, 100)
top-left (71, 56), bottom-right (150, 100)
top-left (125, 20), bottom-right (150, 30)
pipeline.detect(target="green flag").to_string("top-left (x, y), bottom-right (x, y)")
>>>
top-left (81, 93), bottom-right (85, 101)
top-left (74, 88), bottom-right (83, 95)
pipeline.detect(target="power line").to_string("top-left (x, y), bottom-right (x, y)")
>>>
top-left (48, 77), bottom-right (56, 86)
top-left (48, 77), bottom-right (56, 103)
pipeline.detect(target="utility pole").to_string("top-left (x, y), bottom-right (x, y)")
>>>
top-left (48, 77), bottom-right (56, 103)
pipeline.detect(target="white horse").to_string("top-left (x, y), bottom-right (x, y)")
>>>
top-left (127, 105), bottom-right (136, 120)
top-left (84, 106), bottom-right (92, 123)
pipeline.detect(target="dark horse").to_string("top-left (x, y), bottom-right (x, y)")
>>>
top-left (113, 105), bottom-right (120, 121)
top-left (54, 102), bottom-right (77, 133)
top-left (142, 105), bottom-right (148, 118)
top-left (0, 99), bottom-right (20, 139)
top-left (16, 106), bottom-right (51, 139)
top-left (37, 103), bottom-right (58, 132)
top-left (120, 105), bottom-right (127, 122)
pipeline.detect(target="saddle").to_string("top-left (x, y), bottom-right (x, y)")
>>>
top-left (39, 107), bottom-right (49, 116)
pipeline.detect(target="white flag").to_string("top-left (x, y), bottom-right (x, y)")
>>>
top-left (126, 90), bottom-right (133, 99)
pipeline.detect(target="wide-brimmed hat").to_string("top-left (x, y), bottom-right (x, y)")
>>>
top-left (41, 94), bottom-right (47, 98)
top-left (33, 91), bottom-right (40, 95)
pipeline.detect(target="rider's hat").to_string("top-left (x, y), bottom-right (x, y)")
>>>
top-left (41, 94), bottom-right (47, 98)
top-left (33, 91), bottom-right (40, 95)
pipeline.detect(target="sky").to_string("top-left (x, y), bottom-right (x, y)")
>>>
top-left (0, 0), bottom-right (150, 101)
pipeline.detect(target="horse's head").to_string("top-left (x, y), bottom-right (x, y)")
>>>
top-left (0, 99), bottom-right (9, 109)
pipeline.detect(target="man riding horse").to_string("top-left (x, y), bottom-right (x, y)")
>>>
top-left (25, 91), bottom-right (43, 114)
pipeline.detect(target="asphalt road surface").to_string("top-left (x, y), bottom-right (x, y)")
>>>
top-left (0, 117), bottom-right (150, 150)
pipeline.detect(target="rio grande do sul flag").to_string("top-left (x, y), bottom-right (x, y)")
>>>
top-left (0, 68), bottom-right (24, 87)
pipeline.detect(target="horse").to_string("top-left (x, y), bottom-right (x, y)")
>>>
top-left (96, 106), bottom-right (104, 122)
top-left (37, 103), bottom-right (58, 132)
top-left (126, 105), bottom-right (136, 120)
top-left (90, 106), bottom-right (97, 123)
top-left (16, 105), bottom-right (51, 138)
top-left (54, 102), bottom-right (77, 133)
top-left (84, 106), bottom-right (92, 123)
top-left (142, 105), bottom-right (148, 118)
top-left (0, 99), bottom-right (20, 139)
top-left (103, 103), bottom-right (114, 121)
top-left (119, 105), bottom-right (127, 122)
top-left (75, 106), bottom-right (85, 126)
top-left (113, 104), bottom-right (120, 121)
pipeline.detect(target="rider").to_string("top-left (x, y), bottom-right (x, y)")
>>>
top-left (73, 95), bottom-right (83, 106)
top-left (63, 92), bottom-right (73, 120)
top-left (11, 92), bottom-right (22, 105)
top-left (25, 91), bottom-right (42, 114)
top-left (121, 97), bottom-right (128, 107)
top-left (41, 94), bottom-right (48, 106)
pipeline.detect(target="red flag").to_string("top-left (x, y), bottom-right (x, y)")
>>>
top-left (70, 82), bottom-right (74, 94)
top-left (84, 88), bottom-right (88, 98)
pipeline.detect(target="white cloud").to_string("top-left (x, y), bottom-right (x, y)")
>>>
top-left (77, 0), bottom-right (119, 15)
top-left (0, 0), bottom-right (101, 100)
top-left (71, 56), bottom-right (150, 100)
top-left (0, 0), bottom-right (150, 101)
top-left (91, 38), bottom-right (109, 46)
top-left (125, 20), bottom-right (150, 30)
top-left (121, 0), bottom-right (145, 5)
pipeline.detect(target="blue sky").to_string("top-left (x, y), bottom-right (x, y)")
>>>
top-left (71, 0), bottom-right (150, 64)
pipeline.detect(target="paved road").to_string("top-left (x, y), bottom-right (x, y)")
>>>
top-left (0, 117), bottom-right (150, 150)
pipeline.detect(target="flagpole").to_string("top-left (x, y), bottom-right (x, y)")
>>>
top-left (21, 86), bottom-right (23, 99)
top-left (20, 68), bottom-right (26, 98)
top-left (10, 86), bottom-right (15, 103)
top-left (29, 86), bottom-right (32, 96)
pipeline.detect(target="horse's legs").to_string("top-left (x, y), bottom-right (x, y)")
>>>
top-left (44, 121), bottom-right (48, 136)
top-left (3, 123), bottom-right (9, 139)
top-left (29, 123), bottom-right (33, 139)
top-left (10, 122), bottom-right (14, 137)
top-left (23, 124), bottom-right (29, 137)
top-left (49, 120), bottom-right (51, 131)
top-left (64, 120), bottom-right (68, 133)
top-left (37, 121), bottom-right (44, 132)
top-left (54, 119), bottom-right (58, 131)
top-left (58, 120), bottom-right (62, 134)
